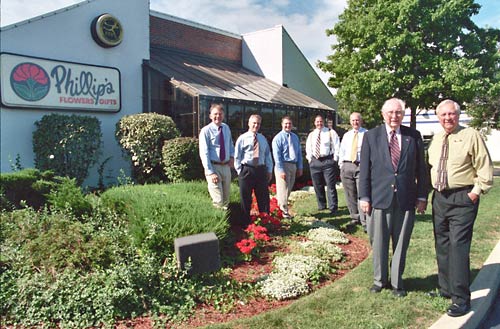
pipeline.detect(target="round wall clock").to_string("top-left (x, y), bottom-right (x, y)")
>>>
top-left (91, 13), bottom-right (123, 48)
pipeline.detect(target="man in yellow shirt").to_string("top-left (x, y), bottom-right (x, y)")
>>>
top-left (427, 99), bottom-right (493, 317)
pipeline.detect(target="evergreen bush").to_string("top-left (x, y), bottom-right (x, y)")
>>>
top-left (115, 113), bottom-right (180, 184)
top-left (46, 177), bottom-right (93, 219)
top-left (32, 114), bottom-right (102, 185)
top-left (162, 137), bottom-right (204, 182)
top-left (0, 169), bottom-right (56, 210)
top-left (100, 182), bottom-right (229, 259)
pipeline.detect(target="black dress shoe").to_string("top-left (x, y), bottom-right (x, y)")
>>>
top-left (370, 285), bottom-right (383, 293)
top-left (392, 289), bottom-right (407, 297)
top-left (348, 219), bottom-right (361, 226)
top-left (427, 291), bottom-right (451, 299)
top-left (446, 303), bottom-right (471, 317)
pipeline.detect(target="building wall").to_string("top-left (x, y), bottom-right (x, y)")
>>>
top-left (281, 28), bottom-right (337, 110)
top-left (0, 0), bottom-right (150, 186)
top-left (241, 26), bottom-right (283, 83)
top-left (150, 14), bottom-right (242, 62)
top-left (242, 25), bottom-right (337, 110)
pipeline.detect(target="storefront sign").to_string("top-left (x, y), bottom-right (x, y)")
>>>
top-left (1, 53), bottom-right (121, 112)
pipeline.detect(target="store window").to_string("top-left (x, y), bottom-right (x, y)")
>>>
top-left (261, 107), bottom-right (273, 130)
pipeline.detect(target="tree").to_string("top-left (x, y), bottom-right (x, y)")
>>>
top-left (318, 0), bottom-right (500, 128)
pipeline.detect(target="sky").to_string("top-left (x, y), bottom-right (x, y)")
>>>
top-left (1, 0), bottom-right (499, 90)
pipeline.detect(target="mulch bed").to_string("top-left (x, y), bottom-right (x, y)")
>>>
top-left (117, 232), bottom-right (370, 328)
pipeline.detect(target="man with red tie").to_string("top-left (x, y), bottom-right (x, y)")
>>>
top-left (359, 98), bottom-right (428, 297)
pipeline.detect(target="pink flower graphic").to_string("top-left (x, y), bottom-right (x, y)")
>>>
top-left (10, 62), bottom-right (50, 101)
top-left (13, 63), bottom-right (49, 84)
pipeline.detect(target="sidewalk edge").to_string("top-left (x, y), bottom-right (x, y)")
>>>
top-left (429, 239), bottom-right (500, 329)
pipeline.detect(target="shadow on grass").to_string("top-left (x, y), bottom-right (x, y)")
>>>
top-left (405, 268), bottom-right (481, 293)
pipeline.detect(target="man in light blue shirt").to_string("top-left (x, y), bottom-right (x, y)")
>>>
top-left (199, 104), bottom-right (235, 209)
top-left (272, 116), bottom-right (303, 218)
top-left (339, 112), bottom-right (367, 230)
top-left (234, 114), bottom-right (273, 226)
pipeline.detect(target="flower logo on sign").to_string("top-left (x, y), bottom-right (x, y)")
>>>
top-left (10, 62), bottom-right (50, 101)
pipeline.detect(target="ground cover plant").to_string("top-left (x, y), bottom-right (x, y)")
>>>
top-left (0, 176), bottom-right (367, 328)
top-left (205, 177), bottom-right (500, 329)
top-left (1, 175), bottom-right (497, 328)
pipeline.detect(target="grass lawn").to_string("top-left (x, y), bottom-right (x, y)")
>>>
top-left (207, 177), bottom-right (500, 329)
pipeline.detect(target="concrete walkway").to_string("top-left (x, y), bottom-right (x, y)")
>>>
top-left (429, 240), bottom-right (500, 329)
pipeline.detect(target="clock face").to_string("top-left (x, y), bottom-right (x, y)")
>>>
top-left (91, 13), bottom-right (123, 48)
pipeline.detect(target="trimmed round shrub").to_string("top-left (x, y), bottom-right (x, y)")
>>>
top-left (0, 169), bottom-right (57, 210)
top-left (162, 137), bottom-right (204, 182)
top-left (115, 113), bottom-right (180, 184)
top-left (33, 114), bottom-right (102, 185)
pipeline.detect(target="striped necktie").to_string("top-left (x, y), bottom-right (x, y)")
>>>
top-left (252, 133), bottom-right (259, 165)
top-left (314, 130), bottom-right (321, 159)
top-left (435, 133), bottom-right (450, 192)
top-left (389, 130), bottom-right (400, 171)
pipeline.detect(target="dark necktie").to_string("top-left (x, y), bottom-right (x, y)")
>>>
top-left (314, 130), bottom-right (321, 158)
top-left (218, 126), bottom-right (225, 162)
top-left (253, 133), bottom-right (259, 165)
top-left (389, 130), bottom-right (400, 171)
top-left (435, 133), bottom-right (450, 192)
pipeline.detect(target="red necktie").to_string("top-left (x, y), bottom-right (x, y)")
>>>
top-left (219, 126), bottom-right (225, 162)
top-left (389, 130), bottom-right (400, 171)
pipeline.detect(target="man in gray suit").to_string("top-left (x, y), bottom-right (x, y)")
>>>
top-left (359, 98), bottom-right (428, 297)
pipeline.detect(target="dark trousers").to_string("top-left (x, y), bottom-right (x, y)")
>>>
top-left (309, 157), bottom-right (338, 212)
top-left (432, 187), bottom-right (479, 305)
top-left (238, 165), bottom-right (270, 226)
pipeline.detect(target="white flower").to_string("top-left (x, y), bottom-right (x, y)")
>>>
top-left (306, 227), bottom-right (349, 244)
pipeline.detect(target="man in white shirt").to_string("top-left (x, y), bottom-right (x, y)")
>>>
top-left (339, 112), bottom-right (367, 230)
top-left (305, 115), bottom-right (340, 215)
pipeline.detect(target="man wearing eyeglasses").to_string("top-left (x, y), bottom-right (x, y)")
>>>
top-left (359, 98), bottom-right (429, 298)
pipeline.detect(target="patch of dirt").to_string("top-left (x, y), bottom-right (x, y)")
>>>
top-left (117, 209), bottom-right (371, 328)
top-left (178, 234), bottom-right (370, 328)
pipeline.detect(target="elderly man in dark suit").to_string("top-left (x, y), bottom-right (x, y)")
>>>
top-left (359, 98), bottom-right (429, 297)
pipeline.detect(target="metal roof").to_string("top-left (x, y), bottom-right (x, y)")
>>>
top-left (148, 46), bottom-right (333, 110)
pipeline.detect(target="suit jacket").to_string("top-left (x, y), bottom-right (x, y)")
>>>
top-left (359, 124), bottom-right (428, 210)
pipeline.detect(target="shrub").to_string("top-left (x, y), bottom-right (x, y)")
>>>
top-left (0, 208), bottom-right (127, 274)
top-left (33, 113), bottom-right (102, 185)
top-left (46, 177), bottom-right (93, 218)
top-left (162, 137), bottom-right (204, 182)
top-left (100, 182), bottom-right (229, 259)
top-left (115, 113), bottom-right (180, 184)
top-left (0, 169), bottom-right (57, 210)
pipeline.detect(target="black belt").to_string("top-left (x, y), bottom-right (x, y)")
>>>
top-left (283, 161), bottom-right (297, 164)
top-left (343, 161), bottom-right (359, 165)
top-left (211, 161), bottom-right (229, 165)
top-left (436, 185), bottom-right (473, 194)
top-left (243, 163), bottom-right (265, 168)
top-left (315, 155), bottom-right (333, 161)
